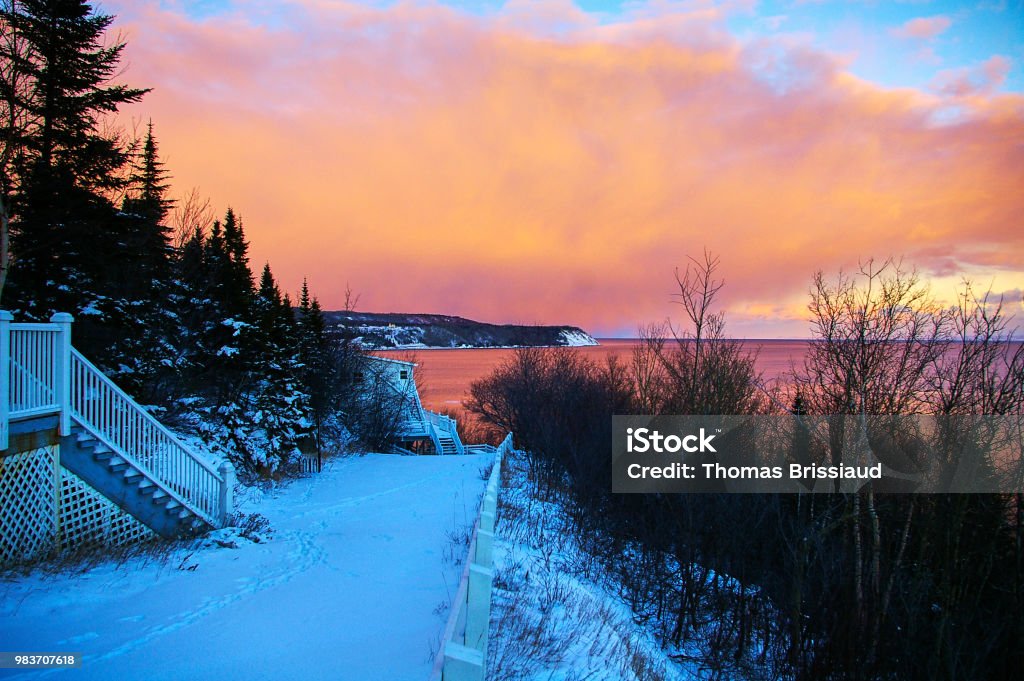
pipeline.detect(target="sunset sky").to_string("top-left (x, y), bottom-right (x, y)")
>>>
top-left (107, 0), bottom-right (1024, 337)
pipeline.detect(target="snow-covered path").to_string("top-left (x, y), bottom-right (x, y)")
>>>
top-left (0, 453), bottom-right (492, 681)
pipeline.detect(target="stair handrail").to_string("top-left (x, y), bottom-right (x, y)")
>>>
top-left (70, 415), bottom-right (219, 528)
top-left (2, 312), bottom-right (233, 528)
top-left (424, 409), bottom-right (466, 454)
top-left (69, 347), bottom-right (226, 525)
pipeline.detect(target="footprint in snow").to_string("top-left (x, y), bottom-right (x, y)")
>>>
top-left (59, 631), bottom-right (99, 645)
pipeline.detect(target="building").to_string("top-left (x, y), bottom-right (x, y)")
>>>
top-left (360, 355), bottom-right (465, 455)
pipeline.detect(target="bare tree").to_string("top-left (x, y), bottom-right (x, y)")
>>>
top-left (641, 250), bottom-right (761, 416)
top-left (797, 257), bottom-right (948, 416)
top-left (931, 281), bottom-right (1024, 416)
top-left (0, 0), bottom-right (36, 301)
top-left (631, 322), bottom-right (670, 414)
top-left (171, 186), bottom-right (214, 248)
top-left (342, 281), bottom-right (360, 312)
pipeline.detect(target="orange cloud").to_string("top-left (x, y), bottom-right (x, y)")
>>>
top-left (107, 1), bottom-right (1024, 337)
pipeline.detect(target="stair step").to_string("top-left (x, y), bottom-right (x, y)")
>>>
top-left (108, 458), bottom-right (129, 471)
top-left (138, 479), bottom-right (155, 490)
top-left (165, 500), bottom-right (182, 510)
top-left (123, 469), bottom-right (143, 481)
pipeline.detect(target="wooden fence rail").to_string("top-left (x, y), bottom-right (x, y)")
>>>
top-left (428, 432), bottom-right (511, 681)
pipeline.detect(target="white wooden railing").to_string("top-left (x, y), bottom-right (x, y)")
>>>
top-left (69, 349), bottom-right (227, 524)
top-left (396, 377), bottom-right (467, 455)
top-left (425, 409), bottom-right (466, 454)
top-left (1, 311), bottom-right (232, 527)
top-left (7, 322), bottom-right (60, 417)
top-left (429, 432), bottom-right (512, 681)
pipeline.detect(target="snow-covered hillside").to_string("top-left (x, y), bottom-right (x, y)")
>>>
top-left (489, 451), bottom-right (692, 680)
top-left (321, 311), bottom-right (598, 349)
top-left (0, 453), bottom-right (492, 681)
top-left (558, 328), bottom-right (600, 347)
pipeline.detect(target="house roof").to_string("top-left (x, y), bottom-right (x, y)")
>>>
top-left (364, 354), bottom-right (417, 368)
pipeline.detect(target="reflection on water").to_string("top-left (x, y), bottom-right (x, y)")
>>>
top-left (379, 339), bottom-right (810, 412)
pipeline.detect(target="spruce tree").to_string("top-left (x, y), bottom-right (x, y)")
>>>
top-left (297, 279), bottom-right (339, 452)
top-left (96, 123), bottom-right (179, 399)
top-left (174, 223), bottom-right (215, 394)
top-left (247, 263), bottom-right (309, 472)
top-left (3, 0), bottom-right (148, 318)
top-left (201, 208), bottom-right (255, 382)
top-left (123, 121), bottom-right (173, 225)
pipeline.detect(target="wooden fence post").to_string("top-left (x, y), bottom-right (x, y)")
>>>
top-left (465, 563), bottom-right (493, 652)
top-left (50, 313), bottom-right (73, 437)
top-left (1, 310), bottom-right (11, 450)
top-left (474, 529), bottom-right (493, 567)
top-left (218, 460), bottom-right (235, 527)
top-left (442, 642), bottom-right (484, 681)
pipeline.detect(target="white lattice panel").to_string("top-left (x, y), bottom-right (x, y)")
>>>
top-left (58, 469), bottom-right (154, 551)
top-left (1, 446), bottom-right (156, 567)
top-left (0, 447), bottom-right (58, 565)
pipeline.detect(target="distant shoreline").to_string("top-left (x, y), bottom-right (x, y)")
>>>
top-left (324, 310), bottom-right (599, 349)
top-left (375, 337), bottom-right (1024, 350)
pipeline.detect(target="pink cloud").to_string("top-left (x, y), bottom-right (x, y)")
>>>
top-left (932, 55), bottom-right (1012, 97)
top-left (891, 16), bottom-right (953, 41)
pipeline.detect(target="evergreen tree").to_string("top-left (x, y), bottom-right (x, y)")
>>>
top-left (123, 121), bottom-right (173, 225)
top-left (97, 123), bottom-right (179, 399)
top-left (3, 0), bottom-right (148, 317)
top-left (173, 222), bottom-right (215, 393)
top-left (296, 278), bottom-right (340, 452)
top-left (201, 208), bottom-right (255, 397)
top-left (119, 122), bottom-right (175, 293)
top-left (247, 263), bottom-right (309, 472)
top-left (220, 207), bottom-right (253, 316)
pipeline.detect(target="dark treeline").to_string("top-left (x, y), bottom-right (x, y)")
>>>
top-left (469, 253), bottom-right (1024, 679)
top-left (0, 0), bottom-right (396, 474)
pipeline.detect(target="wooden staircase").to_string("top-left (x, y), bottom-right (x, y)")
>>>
top-left (434, 432), bottom-right (459, 455)
top-left (2, 312), bottom-right (233, 545)
top-left (395, 373), bottom-right (466, 455)
top-left (62, 425), bottom-right (212, 538)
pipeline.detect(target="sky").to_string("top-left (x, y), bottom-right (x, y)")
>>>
top-left (104, 0), bottom-right (1024, 337)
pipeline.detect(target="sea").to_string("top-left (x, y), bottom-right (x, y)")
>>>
top-left (379, 339), bottom-right (810, 412)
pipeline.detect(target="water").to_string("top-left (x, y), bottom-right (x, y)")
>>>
top-left (380, 339), bottom-right (810, 412)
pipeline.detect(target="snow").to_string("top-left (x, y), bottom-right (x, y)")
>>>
top-left (0, 453), bottom-right (493, 681)
top-left (77, 302), bottom-right (102, 317)
top-left (558, 329), bottom-right (599, 347)
top-left (489, 451), bottom-right (691, 680)
top-left (221, 319), bottom-right (250, 336)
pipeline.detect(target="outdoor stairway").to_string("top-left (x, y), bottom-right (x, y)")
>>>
top-left (396, 381), bottom-right (466, 455)
top-left (2, 312), bottom-right (234, 551)
top-left (435, 433), bottom-right (459, 455)
top-left (62, 425), bottom-right (211, 538)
